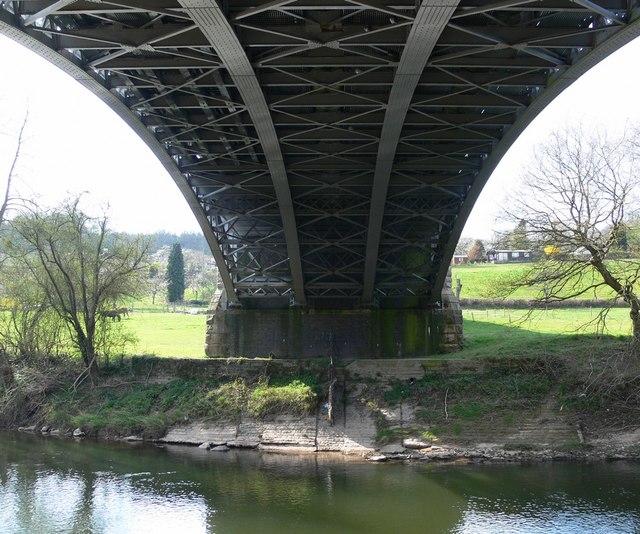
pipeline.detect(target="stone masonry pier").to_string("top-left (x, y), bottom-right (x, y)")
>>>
top-left (205, 272), bottom-right (463, 358)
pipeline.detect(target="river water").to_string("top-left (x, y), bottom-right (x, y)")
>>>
top-left (1, 430), bottom-right (639, 534)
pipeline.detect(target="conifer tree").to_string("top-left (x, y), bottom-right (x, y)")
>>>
top-left (166, 243), bottom-right (185, 302)
top-left (467, 239), bottom-right (486, 263)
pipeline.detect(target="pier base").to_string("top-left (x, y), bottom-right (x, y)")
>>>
top-left (205, 272), bottom-right (463, 358)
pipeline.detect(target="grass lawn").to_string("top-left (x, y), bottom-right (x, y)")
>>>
top-left (96, 285), bottom-right (637, 360)
top-left (458, 307), bottom-right (632, 359)
top-left (116, 306), bottom-right (634, 361)
top-left (123, 311), bottom-right (207, 358)
top-left (464, 307), bottom-right (632, 335)
top-left (451, 262), bottom-right (620, 300)
top-left (111, 281), bottom-right (639, 360)
top-left (452, 263), bottom-right (532, 299)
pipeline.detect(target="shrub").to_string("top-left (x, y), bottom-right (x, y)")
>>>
top-left (247, 379), bottom-right (316, 418)
top-left (205, 379), bottom-right (249, 420)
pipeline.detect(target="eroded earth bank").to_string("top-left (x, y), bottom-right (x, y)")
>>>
top-left (4, 354), bottom-right (640, 463)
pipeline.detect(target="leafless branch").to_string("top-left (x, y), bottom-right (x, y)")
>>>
top-left (0, 112), bottom-right (28, 226)
top-left (499, 125), bottom-right (640, 348)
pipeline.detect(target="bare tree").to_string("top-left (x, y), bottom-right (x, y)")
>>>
top-left (0, 111), bottom-right (28, 388)
top-left (0, 112), bottom-right (28, 227)
top-left (6, 198), bottom-right (150, 379)
top-left (504, 127), bottom-right (640, 344)
top-left (454, 236), bottom-right (474, 256)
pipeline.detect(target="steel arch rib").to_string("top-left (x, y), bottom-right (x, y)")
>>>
top-left (0, 14), bottom-right (240, 306)
top-left (179, 0), bottom-right (306, 306)
top-left (432, 17), bottom-right (640, 301)
top-left (361, 0), bottom-right (461, 305)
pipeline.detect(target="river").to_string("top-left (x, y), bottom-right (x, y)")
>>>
top-left (1, 430), bottom-right (639, 533)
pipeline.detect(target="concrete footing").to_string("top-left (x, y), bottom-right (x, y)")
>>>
top-left (205, 272), bottom-right (463, 358)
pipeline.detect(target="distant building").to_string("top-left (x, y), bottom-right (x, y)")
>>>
top-left (451, 254), bottom-right (468, 265)
top-left (487, 249), bottom-right (532, 263)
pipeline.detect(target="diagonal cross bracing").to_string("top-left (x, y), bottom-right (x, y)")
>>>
top-left (361, 0), bottom-right (461, 305)
top-left (2, 0), bottom-right (640, 310)
top-left (178, 0), bottom-right (306, 306)
top-left (22, 0), bottom-right (76, 26)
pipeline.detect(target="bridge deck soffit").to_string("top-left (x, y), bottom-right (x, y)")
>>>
top-left (1, 0), bottom-right (639, 308)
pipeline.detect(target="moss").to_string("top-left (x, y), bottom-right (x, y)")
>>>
top-left (404, 312), bottom-right (419, 354)
top-left (377, 310), bottom-right (397, 357)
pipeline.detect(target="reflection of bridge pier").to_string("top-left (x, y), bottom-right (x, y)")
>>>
top-left (206, 272), bottom-right (462, 359)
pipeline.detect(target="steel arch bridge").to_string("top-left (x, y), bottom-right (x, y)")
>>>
top-left (2, 1), bottom-right (640, 311)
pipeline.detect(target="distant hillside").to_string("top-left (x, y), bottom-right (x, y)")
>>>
top-left (127, 231), bottom-right (210, 255)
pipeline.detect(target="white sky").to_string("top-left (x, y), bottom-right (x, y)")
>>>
top-left (1, 33), bottom-right (640, 237)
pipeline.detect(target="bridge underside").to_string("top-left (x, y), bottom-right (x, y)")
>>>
top-left (2, 1), bottom-right (640, 353)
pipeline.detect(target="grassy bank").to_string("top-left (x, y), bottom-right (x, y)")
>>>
top-left (1, 358), bottom-right (323, 438)
top-left (47, 376), bottom-right (318, 439)
top-left (372, 359), bottom-right (555, 444)
top-left (3, 263), bottom-right (638, 446)
top-left (3, 348), bottom-right (639, 453)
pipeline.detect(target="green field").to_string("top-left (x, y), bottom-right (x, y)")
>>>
top-left (116, 305), bottom-right (634, 360)
top-left (458, 307), bottom-right (631, 359)
top-left (450, 262), bottom-right (634, 357)
top-left (465, 306), bottom-right (631, 335)
top-left (35, 263), bottom-right (640, 359)
top-left (452, 263), bottom-right (532, 299)
top-left (451, 262), bottom-right (619, 300)
top-left (123, 311), bottom-right (207, 358)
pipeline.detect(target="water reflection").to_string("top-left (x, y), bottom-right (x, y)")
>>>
top-left (1, 431), bottom-right (640, 533)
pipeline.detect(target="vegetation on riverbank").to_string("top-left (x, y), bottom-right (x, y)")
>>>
top-left (2, 342), bottom-right (639, 456)
top-left (379, 348), bottom-right (638, 445)
top-left (2, 263), bottom-right (639, 453)
top-left (0, 357), bottom-right (322, 438)
top-left (46, 377), bottom-right (317, 439)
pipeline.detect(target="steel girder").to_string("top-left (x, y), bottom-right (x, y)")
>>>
top-left (1, 0), bottom-right (639, 309)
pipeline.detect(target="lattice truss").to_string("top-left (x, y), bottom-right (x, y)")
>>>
top-left (1, 0), bottom-right (638, 308)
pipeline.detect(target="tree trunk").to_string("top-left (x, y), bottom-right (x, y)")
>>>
top-left (0, 349), bottom-right (15, 389)
top-left (76, 327), bottom-right (99, 384)
top-left (87, 357), bottom-right (99, 384)
top-left (629, 299), bottom-right (640, 351)
top-left (592, 259), bottom-right (640, 351)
